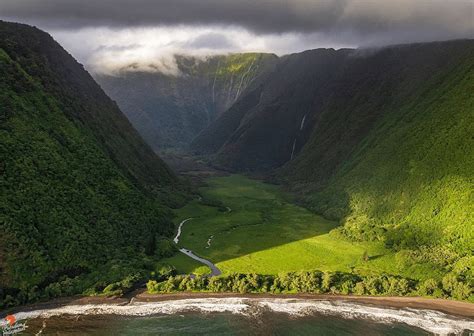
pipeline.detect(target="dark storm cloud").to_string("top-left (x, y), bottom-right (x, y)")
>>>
top-left (1, 0), bottom-right (472, 40)
top-left (2, 0), bottom-right (472, 74)
top-left (0, 0), bottom-right (344, 33)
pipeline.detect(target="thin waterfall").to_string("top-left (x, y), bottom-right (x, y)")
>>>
top-left (300, 114), bottom-right (307, 130)
top-left (212, 60), bottom-right (220, 104)
top-left (290, 138), bottom-right (297, 160)
top-left (226, 74), bottom-right (234, 105)
top-left (291, 114), bottom-right (307, 160)
top-left (234, 58), bottom-right (256, 102)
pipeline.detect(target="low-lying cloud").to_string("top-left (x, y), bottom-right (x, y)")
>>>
top-left (1, 0), bottom-right (472, 74)
top-left (51, 26), bottom-right (352, 75)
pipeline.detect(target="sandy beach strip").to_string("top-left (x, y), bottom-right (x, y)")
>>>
top-left (134, 292), bottom-right (474, 318)
top-left (3, 292), bottom-right (473, 319)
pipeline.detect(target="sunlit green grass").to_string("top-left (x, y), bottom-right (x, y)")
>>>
top-left (158, 253), bottom-right (210, 276)
top-left (161, 175), bottom-right (444, 280)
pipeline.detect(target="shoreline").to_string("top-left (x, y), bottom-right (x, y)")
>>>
top-left (3, 291), bottom-right (473, 319)
top-left (135, 292), bottom-right (474, 319)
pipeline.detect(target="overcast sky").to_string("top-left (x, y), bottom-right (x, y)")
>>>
top-left (1, 0), bottom-right (473, 74)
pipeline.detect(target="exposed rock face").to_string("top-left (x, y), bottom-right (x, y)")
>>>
top-left (191, 48), bottom-right (350, 169)
top-left (95, 53), bottom-right (278, 150)
top-left (192, 41), bottom-right (474, 176)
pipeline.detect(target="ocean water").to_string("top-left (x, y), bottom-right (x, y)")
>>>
top-left (5, 298), bottom-right (474, 336)
top-left (21, 313), bottom-right (430, 335)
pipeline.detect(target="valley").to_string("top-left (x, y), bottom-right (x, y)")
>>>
top-left (0, 19), bottom-right (472, 333)
top-left (160, 175), bottom-right (444, 282)
top-left (0, 0), bottom-right (473, 332)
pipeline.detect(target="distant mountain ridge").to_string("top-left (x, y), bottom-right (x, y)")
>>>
top-left (191, 47), bottom-right (351, 168)
top-left (95, 53), bottom-right (278, 150)
top-left (192, 41), bottom-right (473, 172)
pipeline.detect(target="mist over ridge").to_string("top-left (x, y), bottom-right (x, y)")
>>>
top-left (1, 0), bottom-right (472, 74)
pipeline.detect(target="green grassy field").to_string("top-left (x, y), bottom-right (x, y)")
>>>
top-left (160, 175), bottom-right (445, 281)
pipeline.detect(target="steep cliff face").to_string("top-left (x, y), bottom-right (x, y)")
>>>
top-left (191, 48), bottom-right (351, 169)
top-left (190, 40), bottom-right (474, 261)
top-left (0, 21), bottom-right (186, 307)
top-left (193, 41), bottom-right (474, 175)
top-left (96, 53), bottom-right (278, 150)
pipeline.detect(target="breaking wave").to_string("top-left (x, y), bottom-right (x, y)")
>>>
top-left (3, 298), bottom-right (473, 335)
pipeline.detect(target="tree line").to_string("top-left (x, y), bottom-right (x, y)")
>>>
top-left (147, 270), bottom-right (472, 301)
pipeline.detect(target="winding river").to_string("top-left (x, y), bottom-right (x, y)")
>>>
top-left (173, 218), bottom-right (222, 276)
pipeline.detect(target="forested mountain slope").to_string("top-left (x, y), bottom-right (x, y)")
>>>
top-left (282, 42), bottom-right (474, 254)
top-left (96, 53), bottom-right (277, 150)
top-left (193, 40), bottom-right (474, 281)
top-left (0, 21), bottom-right (187, 308)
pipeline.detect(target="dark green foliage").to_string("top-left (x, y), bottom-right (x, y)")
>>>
top-left (145, 235), bottom-right (157, 256)
top-left (0, 21), bottom-right (189, 309)
top-left (100, 274), bottom-right (142, 297)
top-left (156, 238), bottom-right (178, 258)
top-left (155, 264), bottom-right (178, 279)
top-left (199, 196), bottom-right (228, 212)
top-left (146, 270), bottom-right (472, 301)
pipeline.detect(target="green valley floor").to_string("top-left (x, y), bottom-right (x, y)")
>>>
top-left (160, 175), bottom-right (445, 281)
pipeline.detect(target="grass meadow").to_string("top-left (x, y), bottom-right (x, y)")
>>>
top-left (159, 175), bottom-right (444, 281)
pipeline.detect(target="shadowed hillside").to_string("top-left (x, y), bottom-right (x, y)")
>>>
top-left (191, 48), bottom-right (351, 168)
top-left (282, 43), bottom-right (474, 252)
top-left (96, 53), bottom-right (278, 150)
